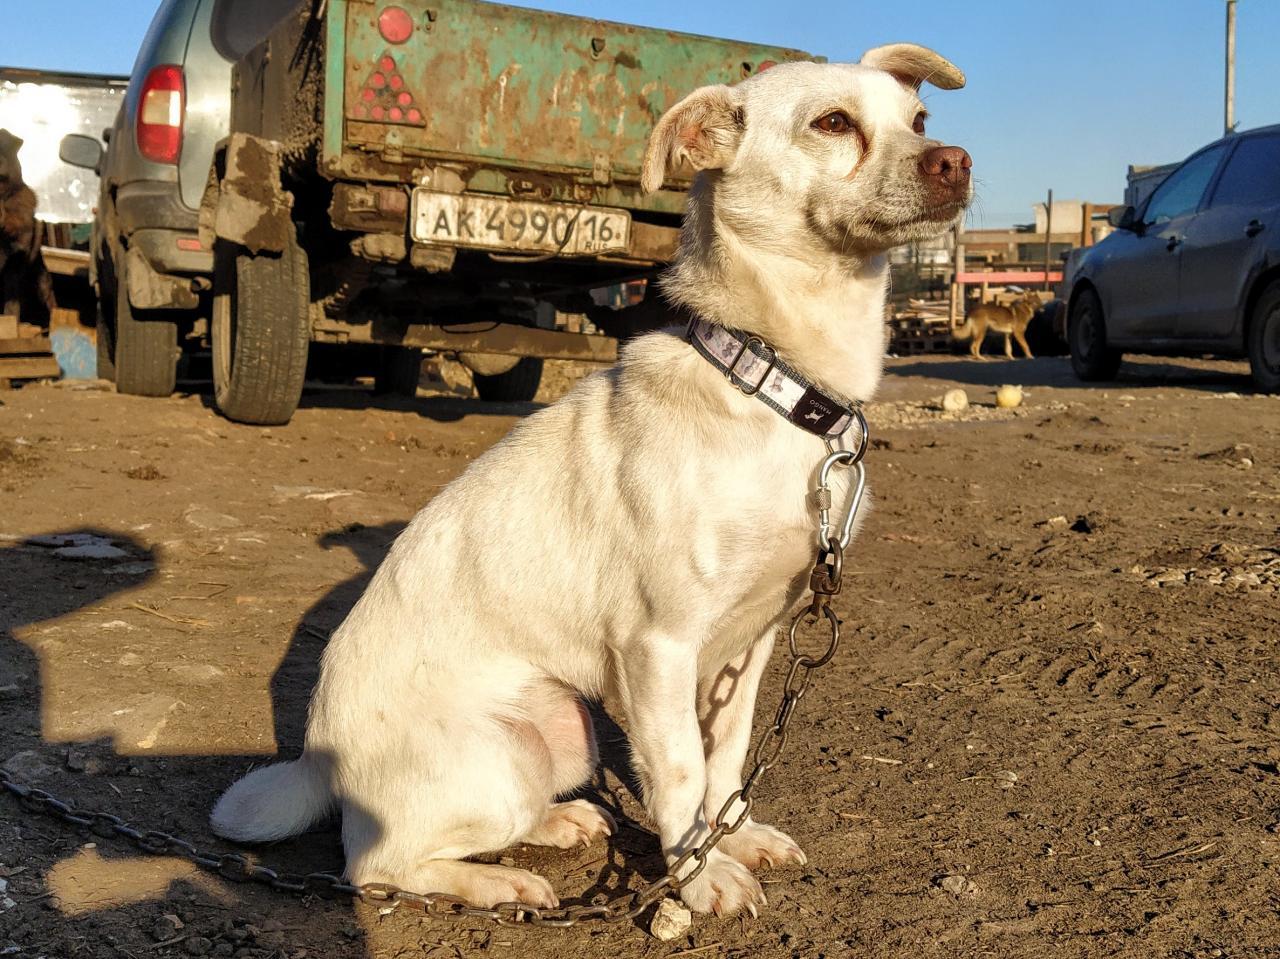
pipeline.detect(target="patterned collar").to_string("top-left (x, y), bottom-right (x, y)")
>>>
top-left (685, 317), bottom-right (859, 440)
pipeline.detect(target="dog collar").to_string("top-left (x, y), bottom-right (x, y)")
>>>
top-left (686, 318), bottom-right (858, 439)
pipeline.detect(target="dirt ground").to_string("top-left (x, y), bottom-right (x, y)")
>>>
top-left (1, 352), bottom-right (1278, 959)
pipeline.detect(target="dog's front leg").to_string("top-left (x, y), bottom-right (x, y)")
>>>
top-left (621, 634), bottom-right (767, 917)
top-left (699, 635), bottom-right (807, 873)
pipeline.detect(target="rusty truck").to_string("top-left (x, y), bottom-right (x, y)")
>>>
top-left (194, 0), bottom-right (811, 423)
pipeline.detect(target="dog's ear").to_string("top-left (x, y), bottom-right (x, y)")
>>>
top-left (0, 129), bottom-right (23, 155)
top-left (860, 44), bottom-right (965, 91)
top-left (641, 85), bottom-right (743, 194)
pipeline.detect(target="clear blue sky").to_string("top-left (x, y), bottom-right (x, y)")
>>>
top-left (2, 0), bottom-right (1273, 226)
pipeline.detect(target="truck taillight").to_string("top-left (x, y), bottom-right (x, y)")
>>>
top-left (136, 64), bottom-right (184, 164)
top-left (378, 6), bottom-right (413, 43)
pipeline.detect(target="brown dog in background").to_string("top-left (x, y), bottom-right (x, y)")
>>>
top-left (0, 129), bottom-right (55, 324)
top-left (953, 292), bottom-right (1038, 359)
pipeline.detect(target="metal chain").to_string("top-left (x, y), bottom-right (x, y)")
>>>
top-left (0, 444), bottom-right (866, 930)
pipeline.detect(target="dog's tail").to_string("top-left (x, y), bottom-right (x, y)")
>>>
top-left (210, 753), bottom-right (331, 843)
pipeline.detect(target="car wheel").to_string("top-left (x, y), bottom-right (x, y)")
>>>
top-left (94, 293), bottom-right (116, 383)
top-left (473, 356), bottom-right (543, 402)
top-left (111, 249), bottom-right (178, 397)
top-left (1247, 278), bottom-right (1280, 393)
top-left (374, 345), bottom-right (423, 397)
top-left (211, 230), bottom-right (311, 426)
top-left (1068, 287), bottom-right (1122, 381)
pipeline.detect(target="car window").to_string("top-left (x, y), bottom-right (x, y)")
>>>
top-left (1143, 144), bottom-right (1229, 226)
top-left (210, 0), bottom-right (299, 62)
top-left (1208, 134), bottom-right (1280, 209)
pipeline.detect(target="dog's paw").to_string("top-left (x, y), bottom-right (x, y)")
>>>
top-left (717, 821), bottom-right (807, 871)
top-left (677, 849), bottom-right (767, 918)
top-left (427, 865), bottom-right (558, 911)
top-left (478, 865), bottom-right (558, 906)
top-left (522, 799), bottom-right (616, 849)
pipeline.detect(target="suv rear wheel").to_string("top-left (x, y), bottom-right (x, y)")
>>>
top-left (473, 356), bottom-right (544, 402)
top-left (1247, 279), bottom-right (1280, 393)
top-left (108, 248), bottom-right (179, 397)
top-left (211, 230), bottom-right (311, 425)
top-left (1068, 287), bottom-right (1122, 381)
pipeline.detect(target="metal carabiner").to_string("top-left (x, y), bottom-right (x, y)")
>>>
top-left (815, 458), bottom-right (866, 550)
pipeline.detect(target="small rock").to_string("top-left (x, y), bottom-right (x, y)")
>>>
top-left (2, 750), bottom-right (55, 783)
top-left (649, 897), bottom-right (692, 941)
top-left (152, 914), bottom-right (184, 941)
top-left (993, 770), bottom-right (1018, 789)
top-left (941, 389), bottom-right (969, 413)
top-left (937, 874), bottom-right (976, 896)
top-left (1040, 515), bottom-right (1069, 529)
top-left (185, 937), bottom-right (213, 956)
top-left (212, 944), bottom-right (235, 957)
top-left (126, 464), bottom-right (164, 481)
top-left (995, 384), bottom-right (1023, 409)
top-left (1151, 569), bottom-right (1189, 588)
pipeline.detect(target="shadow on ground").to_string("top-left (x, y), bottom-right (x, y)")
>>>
top-left (885, 354), bottom-right (1256, 393)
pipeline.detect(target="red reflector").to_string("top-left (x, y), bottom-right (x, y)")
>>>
top-left (378, 6), bottom-right (413, 44)
top-left (176, 237), bottom-right (203, 251)
top-left (136, 64), bottom-right (184, 165)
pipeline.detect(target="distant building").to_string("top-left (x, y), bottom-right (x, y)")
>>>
top-left (1125, 163), bottom-right (1178, 209)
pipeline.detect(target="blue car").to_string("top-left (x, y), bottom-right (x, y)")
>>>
top-left (1064, 124), bottom-right (1280, 391)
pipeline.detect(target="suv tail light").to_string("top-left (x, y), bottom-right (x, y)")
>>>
top-left (136, 65), bottom-right (184, 164)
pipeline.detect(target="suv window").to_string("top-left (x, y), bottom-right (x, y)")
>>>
top-left (1143, 143), bottom-right (1229, 226)
top-left (1209, 133), bottom-right (1280, 208)
top-left (210, 0), bottom-right (299, 62)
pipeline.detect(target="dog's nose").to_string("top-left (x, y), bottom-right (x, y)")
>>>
top-left (918, 146), bottom-right (972, 187)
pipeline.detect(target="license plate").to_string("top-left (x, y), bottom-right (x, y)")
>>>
top-left (411, 190), bottom-right (631, 256)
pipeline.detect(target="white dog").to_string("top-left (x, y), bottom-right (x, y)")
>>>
top-left (212, 45), bottom-right (970, 918)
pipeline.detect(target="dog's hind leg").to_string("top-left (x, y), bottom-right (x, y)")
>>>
top-left (337, 705), bottom-right (562, 908)
top-left (513, 690), bottom-right (615, 849)
top-left (698, 635), bottom-right (806, 872)
top-left (968, 326), bottom-right (985, 360)
top-left (1003, 332), bottom-right (1014, 359)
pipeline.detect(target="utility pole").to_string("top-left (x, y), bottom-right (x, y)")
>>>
top-left (1225, 0), bottom-right (1237, 135)
top-left (1042, 189), bottom-right (1053, 293)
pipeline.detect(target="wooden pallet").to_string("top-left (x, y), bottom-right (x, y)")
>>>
top-left (888, 313), bottom-right (954, 355)
top-left (0, 323), bottom-right (60, 387)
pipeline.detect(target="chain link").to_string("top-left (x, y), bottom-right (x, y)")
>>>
top-left (0, 444), bottom-right (866, 930)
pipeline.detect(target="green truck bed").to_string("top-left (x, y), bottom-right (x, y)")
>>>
top-left (321, 0), bottom-right (812, 215)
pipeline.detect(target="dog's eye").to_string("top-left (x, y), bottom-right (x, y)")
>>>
top-left (912, 112), bottom-right (927, 135)
top-left (812, 111), bottom-right (855, 135)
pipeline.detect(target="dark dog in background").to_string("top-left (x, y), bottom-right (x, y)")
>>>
top-left (0, 129), bottom-right (55, 324)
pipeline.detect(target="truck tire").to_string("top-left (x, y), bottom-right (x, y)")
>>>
top-left (473, 356), bottom-right (543, 402)
top-left (95, 297), bottom-right (116, 383)
top-left (374, 346), bottom-right (423, 397)
top-left (212, 230), bottom-right (311, 426)
top-left (1247, 278), bottom-right (1280, 393)
top-left (1068, 287), bottom-right (1121, 381)
top-left (111, 253), bottom-right (179, 397)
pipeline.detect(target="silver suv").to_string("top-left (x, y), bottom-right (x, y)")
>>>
top-left (61, 0), bottom-right (294, 395)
